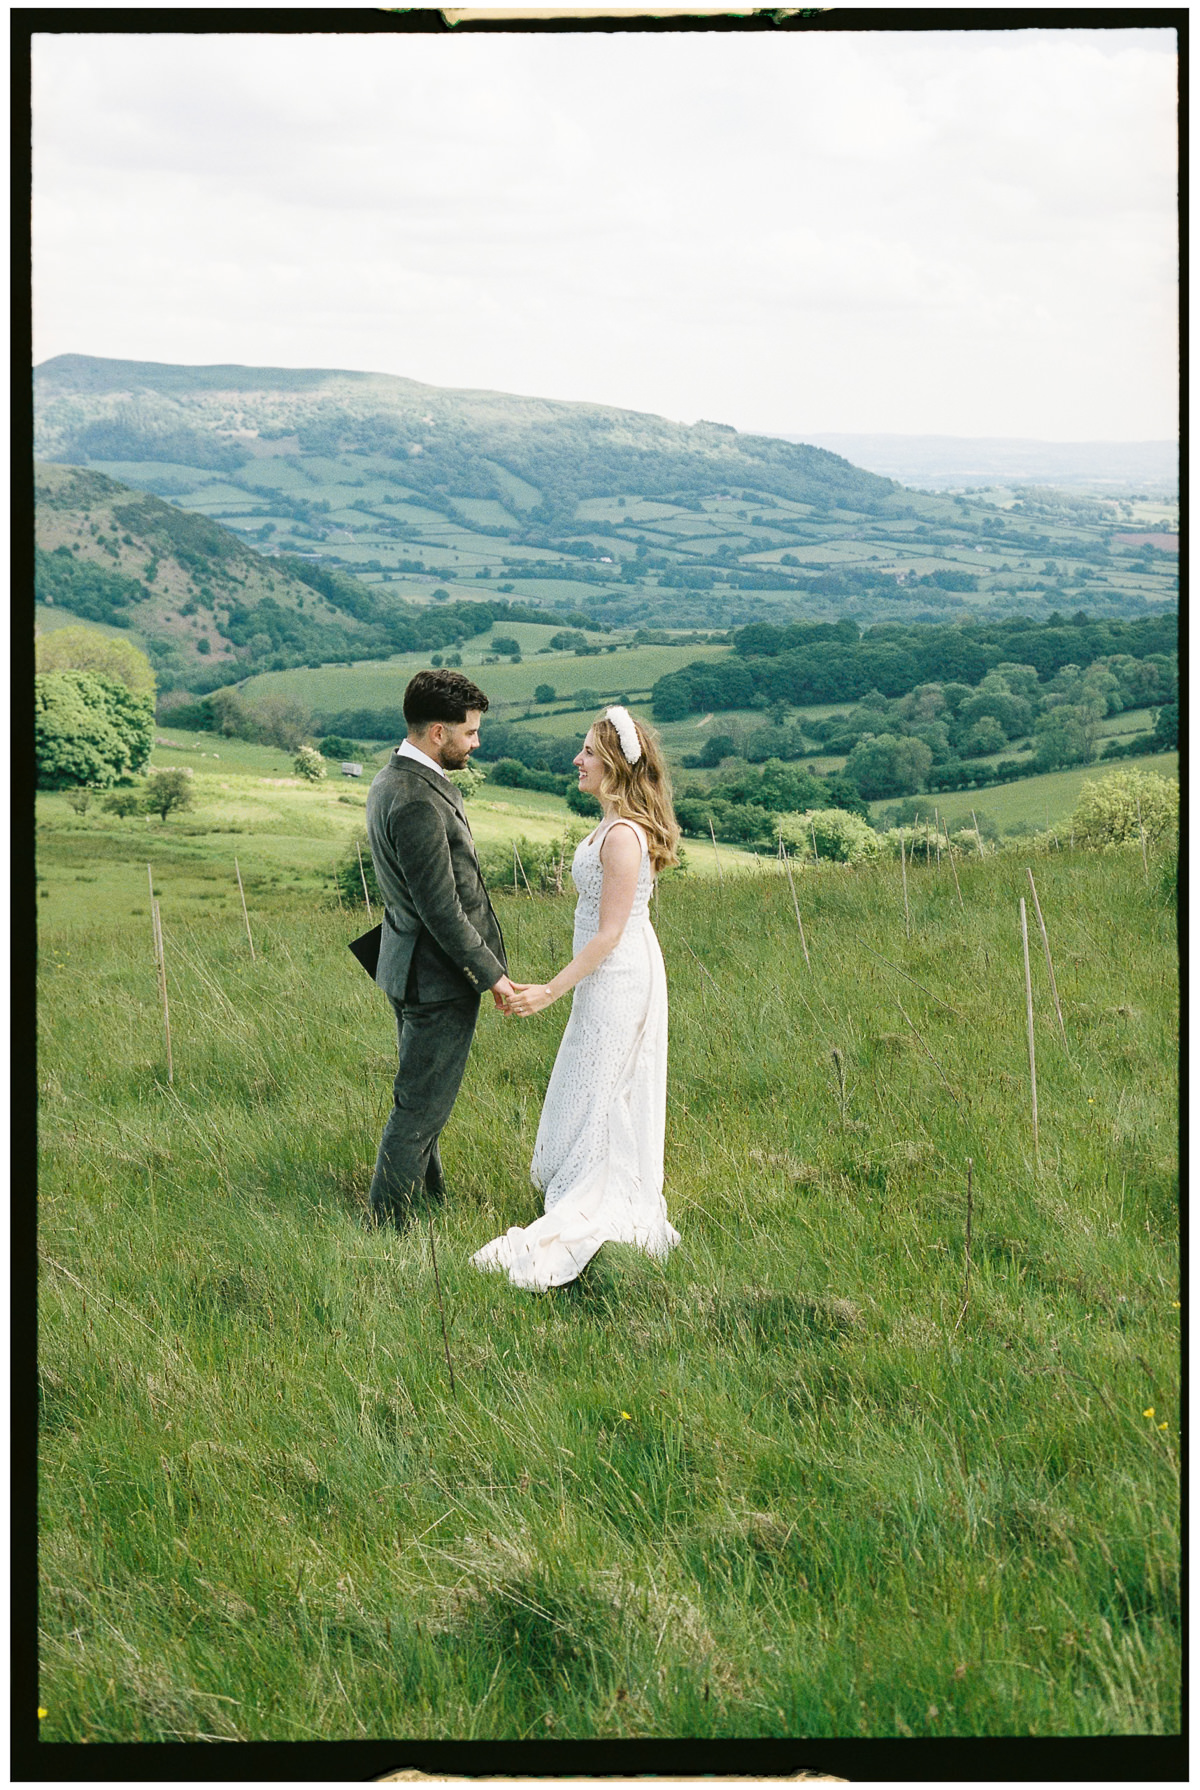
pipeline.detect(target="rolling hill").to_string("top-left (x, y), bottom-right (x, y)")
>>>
top-left (33, 353), bottom-right (897, 519)
top-left (33, 357), bottom-right (1179, 685)
top-left (33, 462), bottom-right (559, 690)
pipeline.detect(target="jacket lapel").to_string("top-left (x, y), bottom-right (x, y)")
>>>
top-left (394, 753), bottom-right (464, 817)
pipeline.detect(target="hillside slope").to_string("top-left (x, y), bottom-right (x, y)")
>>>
top-left (34, 357), bottom-right (1180, 642)
top-left (34, 462), bottom-right (396, 682)
top-left (33, 462), bottom-right (548, 690)
top-left (34, 353), bottom-right (896, 518)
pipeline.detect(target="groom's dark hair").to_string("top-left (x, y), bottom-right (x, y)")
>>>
top-left (403, 669), bottom-right (490, 729)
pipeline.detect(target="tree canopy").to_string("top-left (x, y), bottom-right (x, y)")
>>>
top-left (35, 626), bottom-right (157, 699)
top-left (35, 670), bottom-right (155, 790)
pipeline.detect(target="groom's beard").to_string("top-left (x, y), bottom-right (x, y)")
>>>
top-left (438, 744), bottom-right (473, 771)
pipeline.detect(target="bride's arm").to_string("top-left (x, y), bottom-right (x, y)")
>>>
top-left (506, 826), bottom-right (641, 1016)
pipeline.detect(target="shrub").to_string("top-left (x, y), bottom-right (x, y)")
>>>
top-left (101, 789), bottom-right (144, 818)
top-left (64, 788), bottom-right (94, 816)
top-left (334, 831), bottom-right (381, 908)
top-left (778, 808), bottom-right (880, 864)
top-left (476, 827), bottom-right (588, 895)
top-left (447, 761), bottom-right (485, 799)
top-left (485, 759), bottom-right (569, 797)
top-left (1072, 768), bottom-right (1179, 848)
top-left (874, 795), bottom-right (943, 831)
top-left (294, 746), bottom-right (327, 782)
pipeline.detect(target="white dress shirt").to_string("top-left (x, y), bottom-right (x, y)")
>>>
top-left (397, 738), bottom-right (446, 778)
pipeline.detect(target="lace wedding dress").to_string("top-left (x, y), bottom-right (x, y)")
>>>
top-left (471, 817), bottom-right (680, 1290)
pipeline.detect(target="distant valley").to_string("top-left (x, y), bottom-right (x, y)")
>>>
top-left (33, 355), bottom-right (1177, 695)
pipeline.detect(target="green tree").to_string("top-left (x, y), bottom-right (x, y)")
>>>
top-left (35, 670), bottom-right (155, 790)
top-left (534, 684), bottom-right (556, 705)
top-left (1081, 665), bottom-right (1123, 716)
top-left (963, 716), bottom-right (1007, 756)
top-left (64, 787), bottom-right (94, 816)
top-left (250, 694), bottom-right (312, 752)
top-left (1152, 703), bottom-right (1179, 751)
top-left (991, 662), bottom-right (1041, 702)
top-left (35, 626), bottom-right (156, 699)
top-left (319, 735), bottom-right (359, 761)
top-left (207, 688), bottom-right (254, 738)
top-left (1032, 705), bottom-right (1093, 772)
top-left (956, 688), bottom-right (1032, 739)
top-left (101, 789), bottom-right (143, 818)
top-left (843, 733), bottom-right (933, 800)
top-left (142, 768), bottom-right (194, 822)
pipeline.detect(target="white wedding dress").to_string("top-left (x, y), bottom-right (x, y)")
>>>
top-left (471, 816), bottom-right (680, 1291)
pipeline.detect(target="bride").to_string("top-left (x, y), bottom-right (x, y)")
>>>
top-left (471, 706), bottom-right (682, 1291)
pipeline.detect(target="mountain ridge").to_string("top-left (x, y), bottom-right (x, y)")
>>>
top-left (33, 353), bottom-right (894, 515)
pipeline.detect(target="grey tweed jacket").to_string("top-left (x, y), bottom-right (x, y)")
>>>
top-left (365, 752), bottom-right (507, 1003)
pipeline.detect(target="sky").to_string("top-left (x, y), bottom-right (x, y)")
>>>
top-left (31, 23), bottom-right (1178, 442)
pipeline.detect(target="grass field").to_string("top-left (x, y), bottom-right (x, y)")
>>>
top-left (240, 642), bottom-right (734, 718)
top-left (34, 734), bottom-right (761, 933)
top-left (37, 835), bottom-right (1180, 1740)
top-left (872, 754), bottom-right (1179, 836)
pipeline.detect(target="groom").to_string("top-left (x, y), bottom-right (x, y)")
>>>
top-left (365, 669), bottom-right (515, 1226)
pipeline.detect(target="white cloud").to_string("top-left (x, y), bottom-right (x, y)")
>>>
top-left (31, 25), bottom-right (1178, 437)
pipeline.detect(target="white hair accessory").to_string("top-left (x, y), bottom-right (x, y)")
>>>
top-left (605, 705), bottom-right (642, 765)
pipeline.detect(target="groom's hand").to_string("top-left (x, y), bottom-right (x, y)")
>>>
top-left (505, 982), bottom-right (556, 1017)
top-left (491, 973), bottom-right (517, 1010)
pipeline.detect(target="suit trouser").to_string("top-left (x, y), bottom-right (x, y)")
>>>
top-left (369, 990), bottom-right (481, 1222)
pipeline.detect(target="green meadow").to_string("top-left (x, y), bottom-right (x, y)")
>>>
top-left (34, 734), bottom-right (761, 933)
top-left (882, 754), bottom-right (1179, 838)
top-left (240, 638), bottom-right (734, 720)
top-left (38, 801), bottom-right (1179, 1739)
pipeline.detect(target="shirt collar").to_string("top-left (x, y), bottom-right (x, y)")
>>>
top-left (397, 738), bottom-right (446, 779)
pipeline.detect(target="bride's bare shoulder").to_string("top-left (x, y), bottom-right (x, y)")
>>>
top-left (599, 817), bottom-right (647, 860)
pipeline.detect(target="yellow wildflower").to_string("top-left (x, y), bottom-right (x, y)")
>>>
top-left (38, 1709), bottom-right (47, 1720)
top-left (1158, 1422), bottom-right (1168, 1431)
top-left (1143, 1408), bottom-right (1155, 1419)
top-left (620, 1411), bottom-right (632, 1421)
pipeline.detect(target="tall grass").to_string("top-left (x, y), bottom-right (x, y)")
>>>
top-left (37, 848), bottom-right (1179, 1740)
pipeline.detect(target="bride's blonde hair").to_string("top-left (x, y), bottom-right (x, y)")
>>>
top-left (590, 711), bottom-right (681, 875)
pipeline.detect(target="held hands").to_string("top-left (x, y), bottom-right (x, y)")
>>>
top-left (489, 974), bottom-right (555, 1016)
top-left (504, 980), bottom-right (557, 1018)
